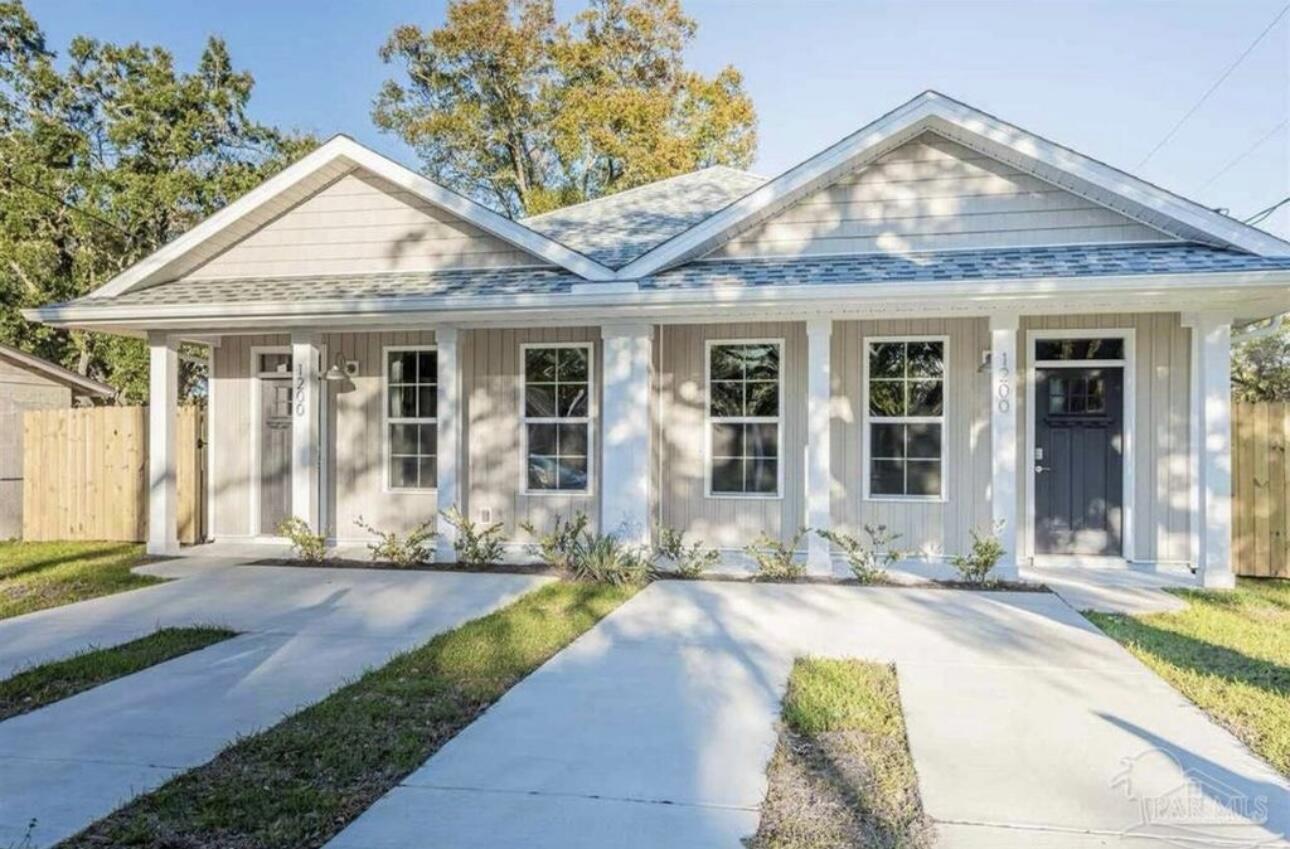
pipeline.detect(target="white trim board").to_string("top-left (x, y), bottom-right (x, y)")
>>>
top-left (1023, 328), bottom-right (1136, 563)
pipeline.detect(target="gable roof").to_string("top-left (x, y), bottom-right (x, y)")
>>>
top-left (521, 166), bottom-right (766, 268)
top-left (89, 135), bottom-right (618, 300)
top-left (0, 344), bottom-right (114, 398)
top-left (614, 91), bottom-right (1290, 278)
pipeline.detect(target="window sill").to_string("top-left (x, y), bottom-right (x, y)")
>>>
top-left (704, 492), bottom-right (783, 501)
top-left (863, 495), bottom-right (947, 504)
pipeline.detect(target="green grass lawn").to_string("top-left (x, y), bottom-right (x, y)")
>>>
top-left (62, 580), bottom-right (638, 849)
top-left (0, 541), bottom-right (157, 620)
top-left (0, 627), bottom-right (235, 722)
top-left (1087, 578), bottom-right (1290, 777)
top-left (749, 658), bottom-right (933, 849)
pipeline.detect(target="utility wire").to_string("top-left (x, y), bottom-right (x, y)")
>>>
top-left (1136, 2), bottom-right (1289, 170)
top-left (1245, 196), bottom-right (1290, 225)
top-left (1196, 120), bottom-right (1288, 191)
top-left (1, 166), bottom-right (134, 238)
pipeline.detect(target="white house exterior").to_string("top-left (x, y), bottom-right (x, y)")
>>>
top-left (26, 92), bottom-right (1290, 587)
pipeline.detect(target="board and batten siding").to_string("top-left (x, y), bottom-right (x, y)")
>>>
top-left (462, 326), bottom-right (603, 542)
top-left (185, 169), bottom-right (546, 280)
top-left (1018, 313), bottom-right (1192, 564)
top-left (710, 133), bottom-right (1172, 259)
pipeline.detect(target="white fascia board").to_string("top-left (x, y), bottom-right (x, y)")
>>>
top-left (617, 91), bottom-right (1290, 279)
top-left (89, 137), bottom-right (616, 300)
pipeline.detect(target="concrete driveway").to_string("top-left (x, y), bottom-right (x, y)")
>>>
top-left (0, 557), bottom-right (550, 849)
top-left (328, 581), bottom-right (1289, 849)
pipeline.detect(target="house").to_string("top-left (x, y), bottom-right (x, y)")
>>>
top-left (24, 91), bottom-right (1290, 585)
top-left (0, 344), bottom-right (114, 538)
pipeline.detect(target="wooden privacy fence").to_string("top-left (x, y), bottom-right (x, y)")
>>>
top-left (22, 405), bottom-right (206, 543)
top-left (1233, 401), bottom-right (1290, 578)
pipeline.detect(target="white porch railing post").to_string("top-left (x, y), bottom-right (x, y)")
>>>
top-left (1196, 313), bottom-right (1235, 589)
top-left (805, 319), bottom-right (833, 575)
top-left (436, 327), bottom-right (461, 562)
top-left (147, 331), bottom-right (179, 556)
top-left (989, 314), bottom-right (1020, 579)
top-left (290, 330), bottom-right (321, 533)
top-left (600, 324), bottom-right (653, 547)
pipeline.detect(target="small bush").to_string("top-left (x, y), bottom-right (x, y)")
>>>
top-left (951, 523), bottom-right (1007, 584)
top-left (817, 525), bottom-right (901, 584)
top-left (439, 506), bottom-right (506, 567)
top-left (520, 511), bottom-right (590, 572)
top-left (277, 517), bottom-right (326, 563)
top-left (745, 528), bottom-right (809, 581)
top-left (570, 532), bottom-right (652, 586)
top-left (353, 516), bottom-right (436, 567)
top-left (654, 525), bottom-right (720, 578)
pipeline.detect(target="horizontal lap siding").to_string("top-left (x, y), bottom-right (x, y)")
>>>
top-left (463, 326), bottom-right (602, 542)
top-left (1018, 313), bottom-right (1191, 563)
top-left (831, 318), bottom-right (991, 557)
top-left (712, 133), bottom-right (1170, 259)
top-left (658, 322), bottom-right (807, 549)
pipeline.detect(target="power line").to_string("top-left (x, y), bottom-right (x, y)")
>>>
top-left (1, 166), bottom-right (134, 238)
top-left (1196, 120), bottom-right (1288, 191)
top-left (1136, 2), bottom-right (1289, 170)
top-left (1245, 196), bottom-right (1290, 225)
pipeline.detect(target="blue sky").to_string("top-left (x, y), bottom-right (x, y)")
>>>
top-left (32, 0), bottom-right (1290, 238)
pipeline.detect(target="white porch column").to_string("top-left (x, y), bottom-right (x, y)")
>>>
top-left (291, 330), bottom-right (321, 532)
top-left (1195, 313), bottom-right (1235, 589)
top-left (600, 323), bottom-right (652, 546)
top-left (805, 319), bottom-right (833, 575)
top-left (147, 331), bottom-right (179, 556)
top-left (435, 327), bottom-right (462, 562)
top-left (989, 314), bottom-right (1020, 579)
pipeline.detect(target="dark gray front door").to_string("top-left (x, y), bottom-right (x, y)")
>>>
top-left (1034, 367), bottom-right (1123, 556)
top-left (260, 378), bottom-right (293, 535)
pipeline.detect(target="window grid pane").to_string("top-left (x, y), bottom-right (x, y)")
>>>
top-left (387, 350), bottom-right (438, 491)
top-left (708, 343), bottom-right (781, 495)
top-left (524, 346), bottom-right (591, 492)
top-left (867, 340), bottom-right (945, 498)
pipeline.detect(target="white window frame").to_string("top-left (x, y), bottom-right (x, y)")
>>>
top-left (383, 344), bottom-right (438, 494)
top-left (520, 341), bottom-right (595, 496)
top-left (704, 337), bottom-right (785, 500)
top-left (862, 335), bottom-right (950, 503)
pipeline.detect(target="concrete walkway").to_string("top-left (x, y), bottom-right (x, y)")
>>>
top-left (328, 582), bottom-right (1289, 849)
top-left (0, 558), bottom-right (549, 848)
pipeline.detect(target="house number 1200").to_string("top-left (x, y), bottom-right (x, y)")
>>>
top-left (294, 363), bottom-right (307, 417)
top-left (995, 352), bottom-right (1011, 413)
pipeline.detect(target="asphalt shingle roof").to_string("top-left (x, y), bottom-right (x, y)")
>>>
top-left (521, 166), bottom-right (767, 268)
top-left (71, 243), bottom-right (1290, 310)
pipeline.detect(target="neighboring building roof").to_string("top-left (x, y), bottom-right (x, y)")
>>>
top-left (59, 243), bottom-right (1290, 310)
top-left (521, 167), bottom-right (766, 268)
top-left (0, 344), bottom-right (114, 398)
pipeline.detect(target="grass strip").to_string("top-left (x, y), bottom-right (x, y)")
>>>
top-left (0, 541), bottom-right (157, 621)
top-left (0, 627), bottom-right (236, 722)
top-left (1086, 577), bottom-right (1290, 777)
top-left (61, 580), bottom-right (638, 849)
top-left (748, 658), bottom-right (934, 849)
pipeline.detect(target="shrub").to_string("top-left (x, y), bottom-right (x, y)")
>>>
top-left (744, 528), bottom-right (809, 581)
top-left (277, 516), bottom-right (326, 563)
top-left (817, 525), bottom-right (901, 584)
top-left (520, 511), bottom-right (590, 572)
top-left (353, 516), bottom-right (436, 567)
top-left (950, 523), bottom-right (1007, 584)
top-left (570, 532), bottom-right (652, 586)
top-left (439, 507), bottom-right (506, 567)
top-left (654, 525), bottom-right (720, 578)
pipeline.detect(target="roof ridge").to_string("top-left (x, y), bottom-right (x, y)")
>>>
top-left (522, 165), bottom-right (766, 223)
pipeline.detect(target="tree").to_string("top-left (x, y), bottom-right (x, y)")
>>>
top-left (0, 1), bottom-right (314, 401)
top-left (374, 0), bottom-right (756, 218)
top-left (1233, 326), bottom-right (1290, 402)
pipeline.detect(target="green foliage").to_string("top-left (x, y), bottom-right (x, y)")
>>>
top-left (440, 506), bottom-right (506, 566)
top-left (950, 524), bottom-right (1007, 584)
top-left (520, 510), bottom-right (589, 571)
top-left (0, 1), bottom-right (315, 400)
top-left (744, 528), bottom-right (808, 582)
top-left (817, 525), bottom-right (901, 584)
top-left (373, 0), bottom-right (757, 217)
top-left (1233, 328), bottom-right (1290, 402)
top-left (353, 516), bottom-right (437, 567)
top-left (0, 541), bottom-right (154, 620)
top-left (653, 524), bottom-right (719, 578)
top-left (568, 532), bottom-right (653, 586)
top-left (277, 517), bottom-right (327, 563)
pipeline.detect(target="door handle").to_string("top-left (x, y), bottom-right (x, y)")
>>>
top-left (1035, 464), bottom-right (1049, 473)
